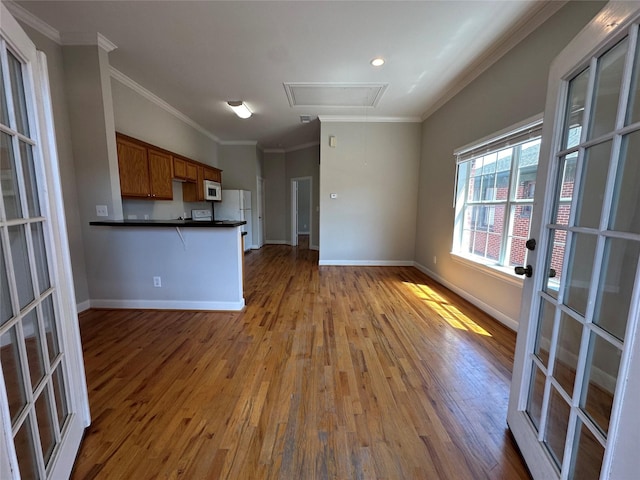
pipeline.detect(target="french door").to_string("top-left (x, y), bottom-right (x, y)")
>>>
top-left (508, 3), bottom-right (640, 479)
top-left (1, 5), bottom-right (89, 479)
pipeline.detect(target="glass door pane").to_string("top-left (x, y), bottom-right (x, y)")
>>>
top-left (512, 18), bottom-right (640, 479)
top-left (0, 22), bottom-right (87, 478)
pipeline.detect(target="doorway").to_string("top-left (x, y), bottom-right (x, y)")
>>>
top-left (291, 177), bottom-right (312, 248)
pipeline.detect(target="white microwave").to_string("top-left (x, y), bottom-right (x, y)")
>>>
top-left (204, 180), bottom-right (222, 201)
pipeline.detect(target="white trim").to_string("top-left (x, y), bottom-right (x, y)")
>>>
top-left (449, 252), bottom-right (524, 288)
top-left (318, 115), bottom-right (422, 123)
top-left (414, 261), bottom-right (519, 331)
top-left (60, 32), bottom-right (117, 52)
top-left (310, 244), bottom-right (319, 251)
top-left (3, 1), bottom-right (61, 44)
top-left (90, 299), bottom-right (245, 311)
top-left (453, 112), bottom-right (544, 158)
top-left (284, 82), bottom-right (388, 108)
top-left (265, 240), bottom-right (291, 245)
top-left (319, 260), bottom-right (415, 266)
top-left (219, 140), bottom-right (258, 146)
top-left (109, 67), bottom-right (220, 143)
top-left (76, 300), bottom-right (91, 313)
top-left (421, 1), bottom-right (567, 120)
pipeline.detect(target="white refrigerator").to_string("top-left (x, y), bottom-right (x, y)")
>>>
top-left (217, 190), bottom-right (252, 251)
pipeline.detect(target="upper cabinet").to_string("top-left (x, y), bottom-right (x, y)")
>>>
top-left (115, 132), bottom-right (222, 201)
top-left (117, 135), bottom-right (172, 200)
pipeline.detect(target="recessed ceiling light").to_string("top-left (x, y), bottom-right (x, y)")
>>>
top-left (370, 57), bottom-right (385, 67)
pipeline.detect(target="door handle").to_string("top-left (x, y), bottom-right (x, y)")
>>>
top-left (515, 265), bottom-right (533, 277)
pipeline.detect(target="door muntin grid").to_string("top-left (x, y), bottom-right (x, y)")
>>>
top-left (524, 27), bottom-right (640, 479)
top-left (0, 36), bottom-right (71, 478)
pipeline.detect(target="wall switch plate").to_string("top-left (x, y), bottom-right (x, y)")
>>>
top-left (96, 205), bottom-right (108, 217)
top-left (153, 276), bottom-right (161, 287)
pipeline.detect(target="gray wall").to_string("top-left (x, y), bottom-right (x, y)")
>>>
top-left (414, 0), bottom-right (606, 326)
top-left (286, 146), bottom-right (320, 248)
top-left (297, 179), bottom-right (311, 234)
top-left (320, 122), bottom-right (421, 264)
top-left (263, 151), bottom-right (287, 243)
top-left (218, 144), bottom-right (262, 248)
top-left (19, 23), bottom-right (90, 305)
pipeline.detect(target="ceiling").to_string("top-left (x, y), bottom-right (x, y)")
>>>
top-left (10, 0), bottom-right (560, 150)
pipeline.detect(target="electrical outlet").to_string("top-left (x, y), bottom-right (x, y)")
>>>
top-left (153, 276), bottom-right (161, 287)
top-left (96, 205), bottom-right (108, 217)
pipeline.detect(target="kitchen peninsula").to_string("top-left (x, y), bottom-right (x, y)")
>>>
top-left (89, 220), bottom-right (246, 311)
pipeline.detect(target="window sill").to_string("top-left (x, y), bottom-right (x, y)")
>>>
top-left (449, 252), bottom-right (524, 288)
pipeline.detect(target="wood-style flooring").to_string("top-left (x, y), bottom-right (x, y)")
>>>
top-left (71, 244), bottom-right (530, 479)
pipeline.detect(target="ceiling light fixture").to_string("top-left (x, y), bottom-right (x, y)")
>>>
top-left (370, 57), bottom-right (385, 67)
top-left (227, 101), bottom-right (252, 119)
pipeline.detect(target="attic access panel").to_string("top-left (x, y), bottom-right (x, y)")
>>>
top-left (284, 82), bottom-right (388, 107)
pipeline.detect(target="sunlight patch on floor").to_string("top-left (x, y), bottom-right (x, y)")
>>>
top-left (403, 282), bottom-right (492, 337)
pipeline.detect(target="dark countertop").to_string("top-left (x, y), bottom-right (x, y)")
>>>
top-left (90, 219), bottom-right (246, 228)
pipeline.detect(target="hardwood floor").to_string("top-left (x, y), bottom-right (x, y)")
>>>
top-left (71, 245), bottom-right (530, 479)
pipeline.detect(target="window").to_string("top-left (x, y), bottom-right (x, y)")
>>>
top-left (452, 116), bottom-right (543, 273)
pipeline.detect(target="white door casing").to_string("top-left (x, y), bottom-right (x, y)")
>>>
top-left (508, 2), bottom-right (640, 479)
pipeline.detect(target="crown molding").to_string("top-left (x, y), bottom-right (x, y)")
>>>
top-left (285, 141), bottom-right (320, 153)
top-left (60, 32), bottom-right (117, 52)
top-left (109, 67), bottom-right (220, 143)
top-left (219, 140), bottom-right (258, 147)
top-left (318, 115), bottom-right (422, 123)
top-left (421, 0), bottom-right (567, 120)
top-left (4, 1), bottom-right (61, 43)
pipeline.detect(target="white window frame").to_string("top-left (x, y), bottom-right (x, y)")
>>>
top-left (451, 114), bottom-right (544, 283)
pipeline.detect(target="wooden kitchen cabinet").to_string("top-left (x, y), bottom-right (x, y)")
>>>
top-left (116, 133), bottom-right (173, 200)
top-left (116, 132), bottom-right (222, 202)
top-left (182, 165), bottom-right (205, 202)
top-left (174, 157), bottom-right (198, 182)
top-left (204, 166), bottom-right (222, 183)
top-left (147, 149), bottom-right (173, 199)
top-left (117, 136), bottom-right (149, 198)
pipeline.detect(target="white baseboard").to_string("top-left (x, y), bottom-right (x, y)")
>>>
top-left (89, 299), bottom-right (245, 311)
top-left (319, 260), bottom-right (415, 266)
top-left (310, 244), bottom-right (319, 251)
top-left (76, 300), bottom-right (91, 313)
top-left (265, 240), bottom-right (291, 245)
top-left (298, 230), bottom-right (310, 235)
top-left (413, 262), bottom-right (519, 331)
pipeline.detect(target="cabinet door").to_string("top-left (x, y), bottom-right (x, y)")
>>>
top-left (117, 138), bottom-right (150, 197)
top-left (173, 157), bottom-right (187, 179)
top-left (196, 166), bottom-right (205, 201)
top-left (185, 162), bottom-right (198, 181)
top-left (148, 149), bottom-right (173, 199)
top-left (204, 166), bottom-right (221, 183)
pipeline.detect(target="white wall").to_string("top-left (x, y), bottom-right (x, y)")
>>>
top-left (414, 0), bottom-right (606, 328)
top-left (319, 121), bottom-right (421, 264)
